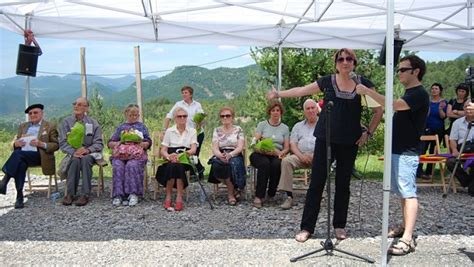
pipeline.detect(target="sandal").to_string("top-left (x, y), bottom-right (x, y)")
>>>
top-left (388, 238), bottom-right (416, 256)
top-left (388, 225), bottom-right (405, 238)
top-left (175, 201), bottom-right (183, 211)
top-left (295, 230), bottom-right (311, 243)
top-left (163, 200), bottom-right (172, 210)
top-left (228, 197), bottom-right (237, 206)
top-left (335, 228), bottom-right (347, 240)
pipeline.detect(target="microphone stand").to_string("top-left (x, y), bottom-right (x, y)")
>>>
top-left (290, 101), bottom-right (374, 263)
top-left (444, 82), bottom-right (474, 198)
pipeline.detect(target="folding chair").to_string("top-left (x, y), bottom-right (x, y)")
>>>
top-left (417, 135), bottom-right (447, 193)
top-left (9, 136), bottom-right (58, 198)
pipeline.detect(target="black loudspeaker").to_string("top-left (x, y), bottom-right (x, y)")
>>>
top-left (378, 38), bottom-right (404, 66)
top-left (16, 44), bottom-right (41, 77)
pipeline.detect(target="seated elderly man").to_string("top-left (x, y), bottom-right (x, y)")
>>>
top-left (278, 99), bottom-right (319, 209)
top-left (446, 100), bottom-right (474, 196)
top-left (0, 104), bottom-right (59, 209)
top-left (60, 97), bottom-right (103, 206)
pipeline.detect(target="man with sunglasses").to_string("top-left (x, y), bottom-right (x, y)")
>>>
top-left (0, 104), bottom-right (59, 209)
top-left (356, 55), bottom-right (429, 255)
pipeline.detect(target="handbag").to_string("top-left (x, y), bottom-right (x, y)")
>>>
top-left (57, 154), bottom-right (71, 179)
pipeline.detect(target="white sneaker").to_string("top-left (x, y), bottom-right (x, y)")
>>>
top-left (128, 194), bottom-right (138, 206)
top-left (112, 197), bottom-right (122, 206)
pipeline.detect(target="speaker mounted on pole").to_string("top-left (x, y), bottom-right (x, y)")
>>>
top-left (16, 44), bottom-right (41, 77)
top-left (378, 37), bottom-right (405, 66)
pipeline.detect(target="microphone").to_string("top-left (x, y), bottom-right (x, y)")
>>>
top-left (325, 100), bottom-right (334, 112)
top-left (350, 71), bottom-right (360, 84)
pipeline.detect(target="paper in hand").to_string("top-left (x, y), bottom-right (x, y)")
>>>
top-left (20, 136), bottom-right (38, 152)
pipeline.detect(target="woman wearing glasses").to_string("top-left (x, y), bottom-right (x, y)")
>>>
top-left (249, 100), bottom-right (290, 209)
top-left (108, 104), bottom-right (151, 207)
top-left (156, 107), bottom-right (197, 211)
top-left (208, 107), bottom-right (246, 205)
top-left (267, 48), bottom-right (383, 242)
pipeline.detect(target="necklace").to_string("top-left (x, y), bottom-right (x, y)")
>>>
top-left (267, 119), bottom-right (281, 127)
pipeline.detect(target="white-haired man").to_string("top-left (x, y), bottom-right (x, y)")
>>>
top-left (278, 99), bottom-right (319, 209)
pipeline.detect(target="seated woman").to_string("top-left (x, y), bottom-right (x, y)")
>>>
top-left (108, 104), bottom-right (151, 206)
top-left (208, 106), bottom-right (246, 205)
top-left (250, 100), bottom-right (290, 208)
top-left (156, 107), bottom-right (197, 211)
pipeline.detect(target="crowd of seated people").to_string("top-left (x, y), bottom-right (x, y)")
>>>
top-left (2, 82), bottom-right (472, 214)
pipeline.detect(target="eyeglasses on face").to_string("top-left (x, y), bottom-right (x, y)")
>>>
top-left (72, 102), bottom-right (88, 107)
top-left (176, 115), bottom-right (188, 119)
top-left (397, 67), bottom-right (414, 73)
top-left (220, 114), bottom-right (232, 118)
top-left (28, 111), bottom-right (40, 115)
top-left (336, 56), bottom-right (354, 63)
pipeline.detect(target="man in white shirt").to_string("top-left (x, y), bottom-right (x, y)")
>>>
top-left (164, 86), bottom-right (205, 177)
top-left (447, 100), bottom-right (474, 196)
top-left (278, 99), bottom-right (319, 209)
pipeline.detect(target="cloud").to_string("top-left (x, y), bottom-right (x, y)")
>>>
top-left (218, 45), bottom-right (239, 50)
top-left (151, 47), bottom-right (166, 53)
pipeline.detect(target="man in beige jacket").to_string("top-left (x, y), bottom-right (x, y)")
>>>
top-left (0, 104), bottom-right (59, 208)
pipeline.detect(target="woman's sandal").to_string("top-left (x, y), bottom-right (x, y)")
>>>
top-left (388, 225), bottom-right (405, 238)
top-left (163, 200), bottom-right (172, 210)
top-left (175, 201), bottom-right (183, 211)
top-left (295, 230), bottom-right (311, 243)
top-left (388, 238), bottom-right (416, 256)
top-left (335, 228), bottom-right (347, 240)
top-left (228, 197), bottom-right (237, 206)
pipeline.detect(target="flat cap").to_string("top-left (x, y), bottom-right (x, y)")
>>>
top-left (25, 103), bottom-right (44, 114)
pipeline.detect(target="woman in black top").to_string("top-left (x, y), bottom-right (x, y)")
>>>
top-left (447, 83), bottom-right (469, 135)
top-left (268, 48), bottom-right (383, 242)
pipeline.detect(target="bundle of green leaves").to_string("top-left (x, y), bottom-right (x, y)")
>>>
top-left (67, 122), bottom-right (85, 149)
top-left (120, 129), bottom-right (143, 143)
top-left (193, 112), bottom-right (206, 132)
top-left (253, 138), bottom-right (276, 153)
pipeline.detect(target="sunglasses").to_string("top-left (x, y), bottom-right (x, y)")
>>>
top-left (220, 114), bottom-right (232, 118)
top-left (72, 102), bottom-right (88, 107)
top-left (176, 115), bottom-right (188, 118)
top-left (397, 67), bottom-right (414, 73)
top-left (336, 56), bottom-right (354, 63)
top-left (28, 111), bottom-right (40, 115)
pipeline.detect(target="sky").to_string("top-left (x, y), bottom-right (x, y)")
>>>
top-left (0, 28), bottom-right (464, 80)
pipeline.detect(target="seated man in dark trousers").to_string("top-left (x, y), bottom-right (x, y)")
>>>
top-left (447, 100), bottom-right (474, 196)
top-left (0, 104), bottom-right (59, 208)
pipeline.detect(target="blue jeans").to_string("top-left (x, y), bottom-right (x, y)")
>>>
top-left (391, 153), bottom-right (418, 198)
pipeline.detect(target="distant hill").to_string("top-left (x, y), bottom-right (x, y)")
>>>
top-left (457, 53), bottom-right (474, 60)
top-left (0, 64), bottom-right (260, 119)
top-left (109, 65), bottom-right (261, 106)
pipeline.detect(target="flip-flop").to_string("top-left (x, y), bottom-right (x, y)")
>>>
top-left (295, 230), bottom-right (311, 243)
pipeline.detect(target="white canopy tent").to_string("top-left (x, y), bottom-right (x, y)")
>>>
top-left (1, 1), bottom-right (473, 265)
top-left (0, 0), bottom-right (472, 51)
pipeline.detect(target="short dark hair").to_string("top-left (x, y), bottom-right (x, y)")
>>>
top-left (266, 100), bottom-right (284, 115)
top-left (456, 83), bottom-right (469, 98)
top-left (431, 83), bottom-right (444, 92)
top-left (181, 86), bottom-right (194, 95)
top-left (399, 55), bottom-right (426, 81)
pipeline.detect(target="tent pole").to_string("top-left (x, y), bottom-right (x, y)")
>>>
top-left (80, 47), bottom-right (87, 98)
top-left (134, 46), bottom-right (144, 122)
top-left (278, 45), bottom-right (282, 91)
top-left (381, 0), bottom-right (395, 266)
top-left (24, 16), bottom-right (31, 122)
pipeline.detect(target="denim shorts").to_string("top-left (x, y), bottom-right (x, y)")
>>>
top-left (391, 153), bottom-right (418, 198)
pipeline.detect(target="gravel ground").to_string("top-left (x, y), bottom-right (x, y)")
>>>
top-left (0, 175), bottom-right (472, 266)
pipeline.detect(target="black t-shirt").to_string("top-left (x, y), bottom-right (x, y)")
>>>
top-left (314, 74), bottom-right (374, 145)
top-left (448, 98), bottom-right (466, 124)
top-left (392, 85), bottom-right (430, 154)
